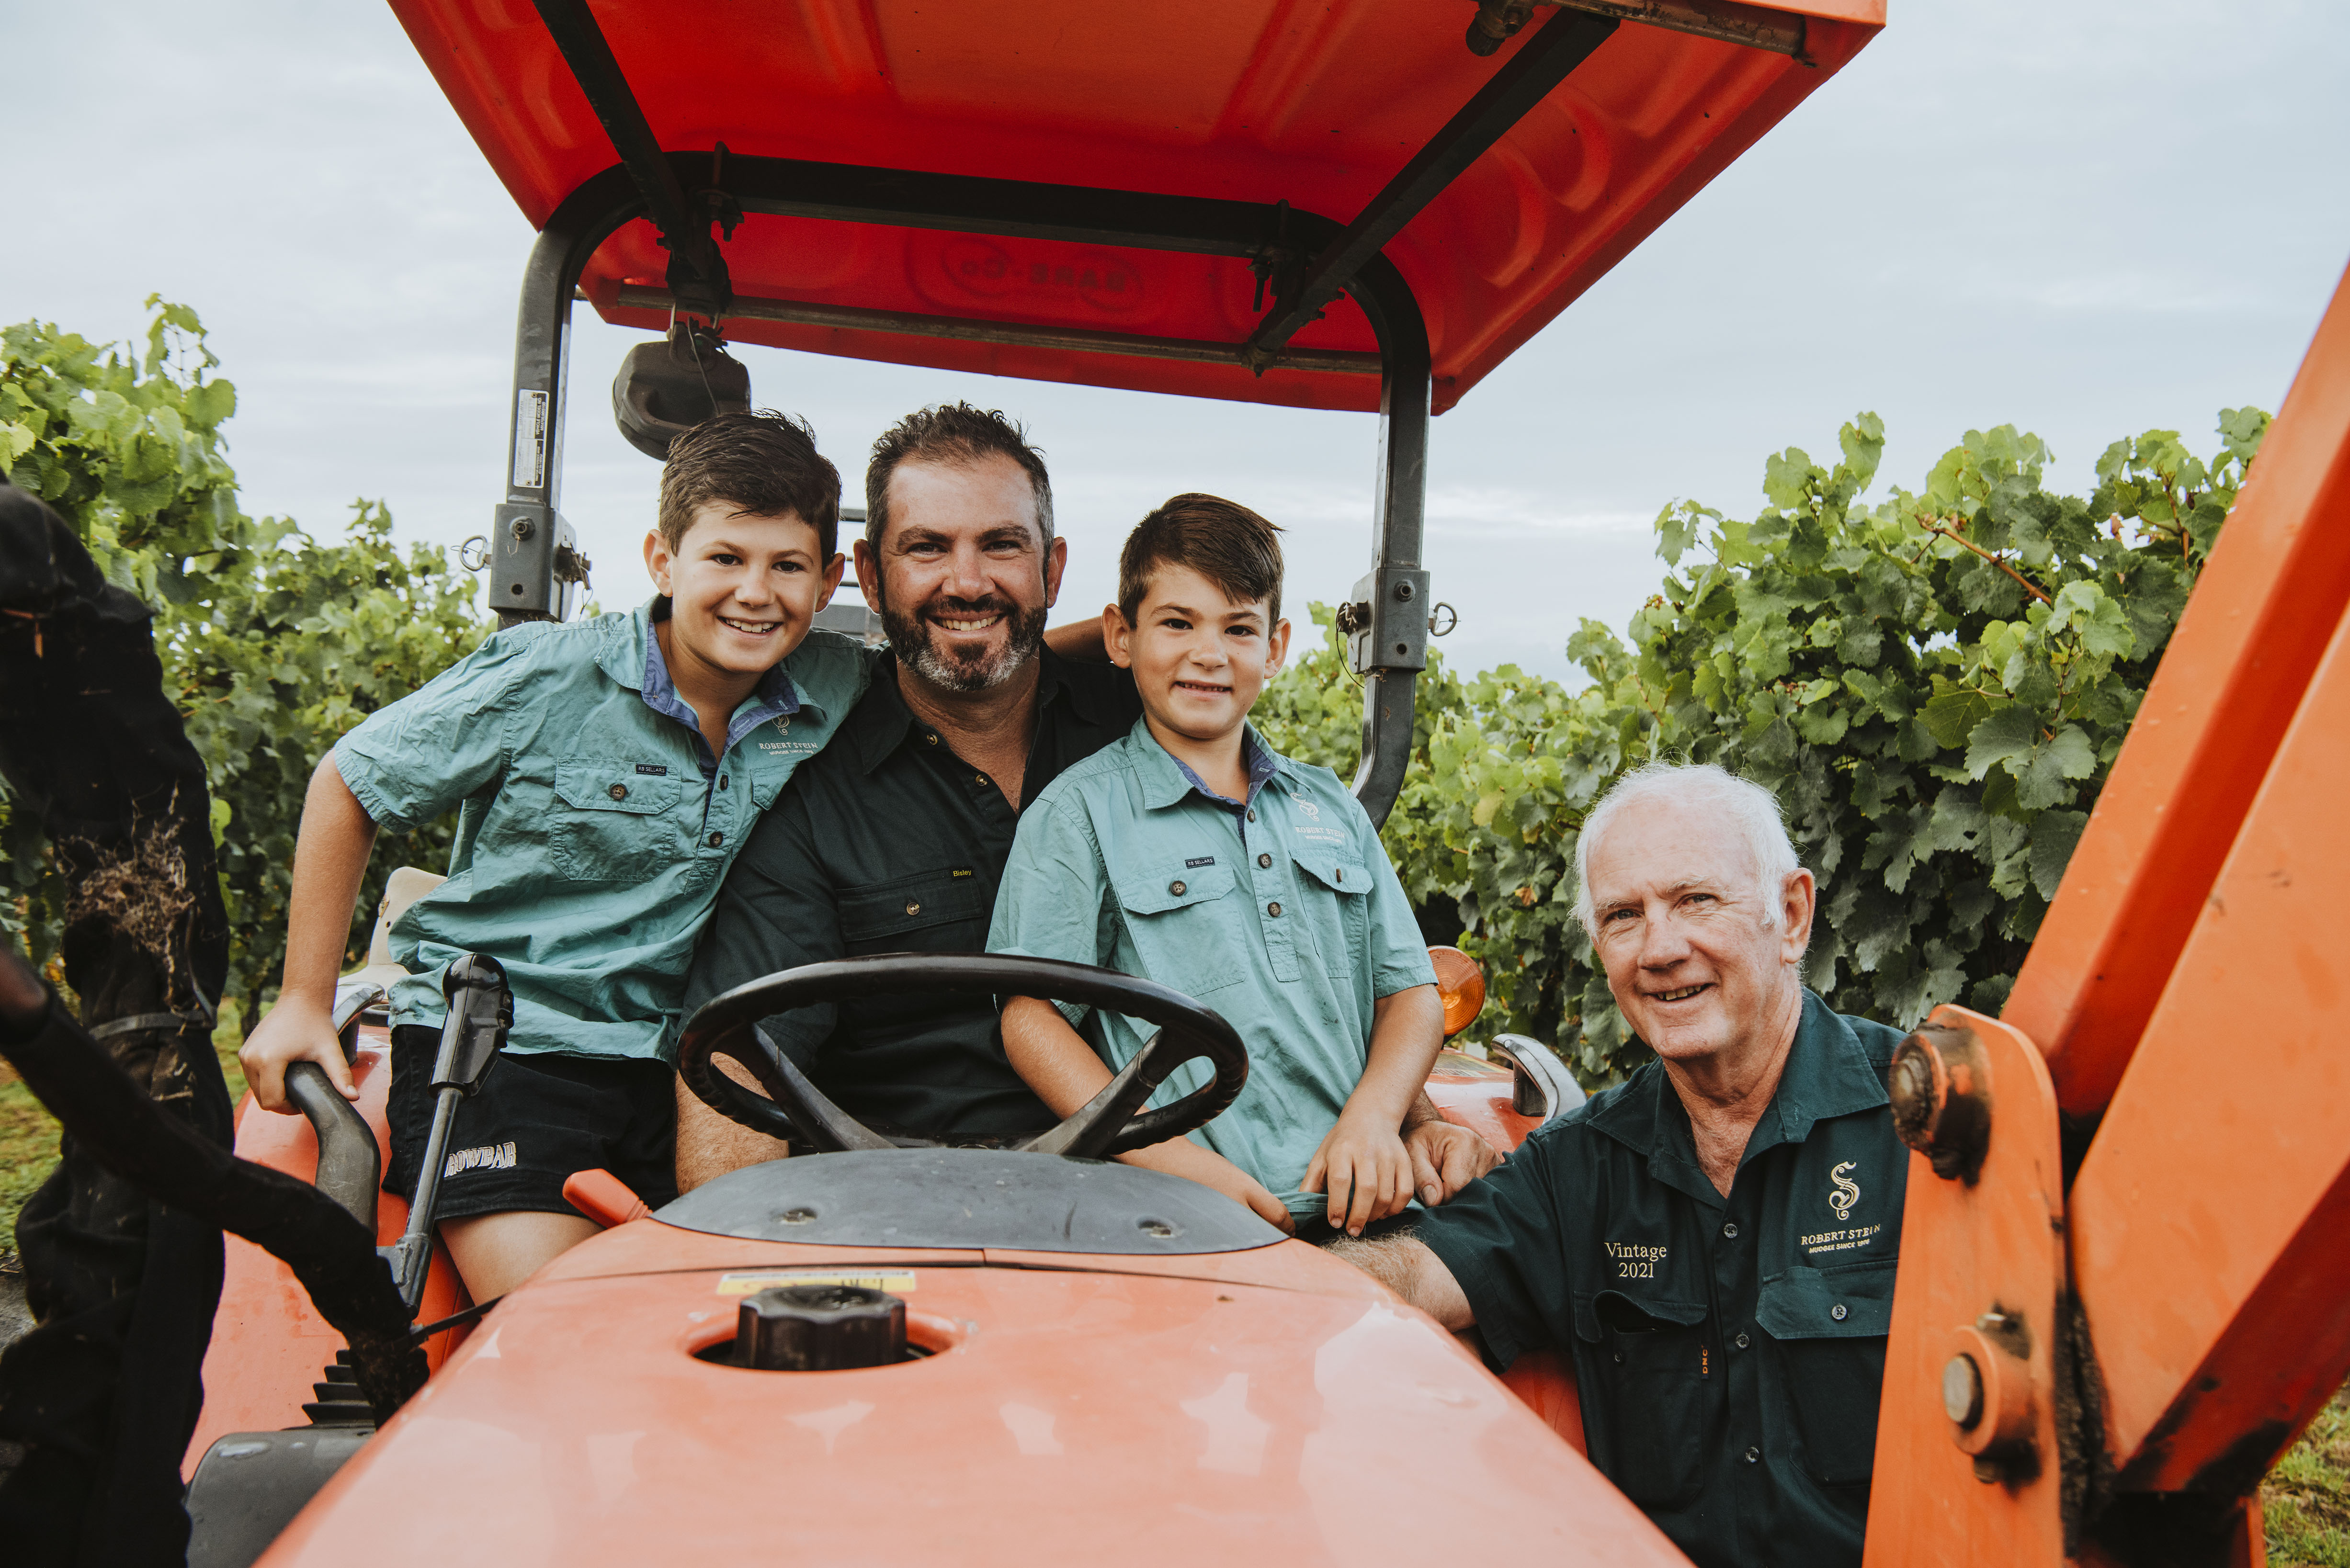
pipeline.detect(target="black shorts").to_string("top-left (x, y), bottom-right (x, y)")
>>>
top-left (384, 1025), bottom-right (679, 1223)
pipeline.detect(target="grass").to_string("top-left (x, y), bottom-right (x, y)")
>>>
top-left (2267, 1386), bottom-right (2350, 1567)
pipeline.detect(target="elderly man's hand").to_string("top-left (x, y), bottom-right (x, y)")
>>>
top-left (1404, 1117), bottom-right (1500, 1206)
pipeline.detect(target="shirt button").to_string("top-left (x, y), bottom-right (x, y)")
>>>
top-left (1831, 1304), bottom-right (1848, 1321)
top-left (925, 732), bottom-right (939, 746)
top-left (1169, 880), bottom-right (1186, 897)
top-left (1246, 809), bottom-right (1256, 823)
top-left (905, 899), bottom-right (921, 915)
top-left (1722, 1222), bottom-right (1738, 1239)
top-left (706, 831), bottom-right (723, 848)
top-left (1744, 1446), bottom-right (1760, 1465)
top-left (718, 775), bottom-right (729, 791)
top-left (1267, 902), bottom-right (1282, 917)
top-left (1258, 853), bottom-right (1272, 869)
top-left (1335, 867), bottom-right (1343, 882)
top-left (608, 783), bottom-right (628, 801)
top-left (974, 774), bottom-right (988, 787)
top-left (1735, 1331), bottom-right (1751, 1350)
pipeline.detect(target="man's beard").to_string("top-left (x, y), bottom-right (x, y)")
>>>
top-left (880, 588), bottom-right (1049, 693)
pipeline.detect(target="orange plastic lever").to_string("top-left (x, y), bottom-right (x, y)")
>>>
top-left (563, 1168), bottom-right (651, 1229)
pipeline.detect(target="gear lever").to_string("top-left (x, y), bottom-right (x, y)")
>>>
top-left (381, 954), bottom-right (512, 1311)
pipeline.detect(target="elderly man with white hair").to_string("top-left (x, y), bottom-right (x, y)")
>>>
top-left (1332, 761), bottom-right (1908, 1568)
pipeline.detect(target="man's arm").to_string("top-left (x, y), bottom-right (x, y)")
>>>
top-left (238, 755), bottom-right (378, 1111)
top-left (1000, 996), bottom-right (1295, 1234)
top-left (1043, 616), bottom-right (1109, 662)
top-left (676, 787), bottom-right (842, 1191)
top-left (1302, 981), bottom-right (1444, 1235)
top-left (1322, 1231), bottom-right (1475, 1330)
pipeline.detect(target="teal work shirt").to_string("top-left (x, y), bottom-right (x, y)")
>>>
top-left (1413, 992), bottom-right (1909, 1568)
top-left (985, 718), bottom-right (1436, 1217)
top-left (333, 600), bottom-right (867, 1061)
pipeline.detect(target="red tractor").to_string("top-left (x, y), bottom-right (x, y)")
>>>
top-left (20, 3), bottom-right (2350, 1565)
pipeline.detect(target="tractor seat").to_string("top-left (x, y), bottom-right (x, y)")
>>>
top-left (341, 866), bottom-right (445, 988)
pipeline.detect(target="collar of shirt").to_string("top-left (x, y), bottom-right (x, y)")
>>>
top-left (1161, 725), bottom-right (1281, 811)
top-left (844, 645), bottom-right (1113, 776)
top-left (1584, 989), bottom-right (1890, 1208)
top-left (608, 597), bottom-right (803, 766)
top-left (1126, 716), bottom-right (1298, 812)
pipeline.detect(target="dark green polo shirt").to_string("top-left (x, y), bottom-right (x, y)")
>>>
top-left (1415, 992), bottom-right (1908, 1568)
top-left (683, 648), bottom-right (1141, 1139)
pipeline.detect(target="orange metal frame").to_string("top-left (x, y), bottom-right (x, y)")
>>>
top-left (1865, 259), bottom-right (2350, 1568)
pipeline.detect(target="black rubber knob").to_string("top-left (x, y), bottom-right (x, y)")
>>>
top-left (733, 1285), bottom-right (906, 1371)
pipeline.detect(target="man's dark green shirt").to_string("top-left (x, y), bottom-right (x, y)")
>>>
top-left (1415, 992), bottom-right (1908, 1568)
top-left (683, 648), bottom-right (1141, 1139)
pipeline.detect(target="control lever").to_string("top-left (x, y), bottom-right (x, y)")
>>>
top-left (381, 955), bottom-right (512, 1311)
top-left (283, 980), bottom-right (388, 1230)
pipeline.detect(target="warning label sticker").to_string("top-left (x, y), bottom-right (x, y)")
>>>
top-left (511, 389), bottom-right (549, 489)
top-left (715, 1269), bottom-right (917, 1297)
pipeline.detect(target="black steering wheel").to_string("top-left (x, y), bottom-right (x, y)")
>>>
top-left (676, 954), bottom-right (1249, 1161)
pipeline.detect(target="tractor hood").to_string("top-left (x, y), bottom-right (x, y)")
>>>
top-left (253, 1214), bottom-right (1687, 1565)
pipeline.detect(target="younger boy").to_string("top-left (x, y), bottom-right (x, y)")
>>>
top-left (988, 494), bottom-right (1475, 1239)
top-left (240, 411), bottom-right (866, 1299)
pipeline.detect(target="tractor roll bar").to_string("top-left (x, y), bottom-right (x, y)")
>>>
top-left (496, 155), bottom-right (1438, 824)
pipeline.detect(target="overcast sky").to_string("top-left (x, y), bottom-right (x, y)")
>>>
top-left (6, 2), bottom-right (2346, 682)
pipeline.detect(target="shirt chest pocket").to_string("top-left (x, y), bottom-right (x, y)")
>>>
top-left (839, 869), bottom-right (988, 949)
top-left (1112, 861), bottom-right (1245, 1000)
top-left (1571, 1290), bottom-right (1717, 1510)
top-left (1757, 1259), bottom-right (1897, 1486)
top-left (549, 760), bottom-right (684, 881)
top-left (1284, 842), bottom-right (1368, 976)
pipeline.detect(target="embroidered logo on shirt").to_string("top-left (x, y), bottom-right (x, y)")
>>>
top-left (1605, 1240), bottom-right (1666, 1279)
top-left (772, 715), bottom-right (792, 734)
top-left (951, 867), bottom-right (976, 879)
top-left (635, 763), bottom-right (668, 776)
top-left (445, 1142), bottom-right (517, 1178)
top-left (1829, 1160), bottom-right (1861, 1218)
top-left (1294, 799), bottom-right (1322, 821)
top-left (1185, 856), bottom-right (1215, 869)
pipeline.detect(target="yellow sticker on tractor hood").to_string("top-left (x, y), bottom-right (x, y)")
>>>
top-left (715, 1269), bottom-right (917, 1296)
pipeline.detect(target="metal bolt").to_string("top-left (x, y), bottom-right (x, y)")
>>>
top-left (1890, 1023), bottom-right (1993, 1182)
top-left (1943, 1354), bottom-right (1985, 1428)
top-left (1394, 580), bottom-right (1416, 602)
top-left (510, 517), bottom-right (535, 542)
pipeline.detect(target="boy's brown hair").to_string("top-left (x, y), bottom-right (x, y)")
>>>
top-left (1117, 493), bottom-right (1285, 626)
top-left (658, 410), bottom-right (841, 558)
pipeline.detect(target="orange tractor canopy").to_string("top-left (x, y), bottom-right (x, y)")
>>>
top-left (389, 0), bottom-right (1881, 825)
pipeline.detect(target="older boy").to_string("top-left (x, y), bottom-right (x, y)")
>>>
top-left (988, 494), bottom-right (1467, 1239)
top-left (239, 411), bottom-right (866, 1298)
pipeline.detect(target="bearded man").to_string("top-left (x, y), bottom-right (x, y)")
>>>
top-left (674, 404), bottom-right (1131, 1173)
